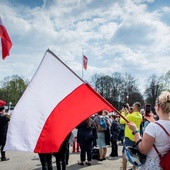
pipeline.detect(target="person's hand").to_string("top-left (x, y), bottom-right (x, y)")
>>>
top-left (124, 108), bottom-right (129, 112)
top-left (126, 103), bottom-right (130, 108)
top-left (7, 114), bottom-right (11, 118)
top-left (144, 112), bottom-right (155, 122)
top-left (121, 107), bottom-right (125, 111)
top-left (127, 122), bottom-right (137, 132)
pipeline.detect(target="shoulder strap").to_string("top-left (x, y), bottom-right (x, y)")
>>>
top-left (155, 122), bottom-right (170, 137)
top-left (153, 144), bottom-right (162, 158)
top-left (153, 122), bottom-right (170, 158)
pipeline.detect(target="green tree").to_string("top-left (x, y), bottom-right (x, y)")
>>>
top-left (0, 75), bottom-right (28, 106)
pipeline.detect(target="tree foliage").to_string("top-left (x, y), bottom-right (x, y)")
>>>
top-left (144, 74), bottom-right (165, 107)
top-left (90, 72), bottom-right (144, 110)
top-left (0, 75), bottom-right (28, 106)
top-left (164, 70), bottom-right (170, 91)
top-left (0, 70), bottom-right (169, 111)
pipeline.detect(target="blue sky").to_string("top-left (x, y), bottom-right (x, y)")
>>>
top-left (0, 0), bottom-right (170, 93)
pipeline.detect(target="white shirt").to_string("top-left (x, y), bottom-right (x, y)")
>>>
top-left (145, 120), bottom-right (170, 157)
top-left (138, 120), bottom-right (170, 170)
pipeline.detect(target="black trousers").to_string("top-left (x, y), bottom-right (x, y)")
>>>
top-left (0, 138), bottom-right (6, 159)
top-left (79, 139), bottom-right (92, 162)
top-left (54, 153), bottom-right (67, 170)
top-left (65, 143), bottom-right (70, 164)
top-left (110, 140), bottom-right (118, 157)
top-left (38, 153), bottom-right (53, 170)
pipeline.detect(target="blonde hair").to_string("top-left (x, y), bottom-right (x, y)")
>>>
top-left (157, 91), bottom-right (170, 114)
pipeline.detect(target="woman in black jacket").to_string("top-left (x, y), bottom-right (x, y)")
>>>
top-left (110, 115), bottom-right (119, 157)
top-left (77, 118), bottom-right (94, 166)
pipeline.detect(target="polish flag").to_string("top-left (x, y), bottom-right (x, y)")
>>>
top-left (0, 17), bottom-right (12, 59)
top-left (83, 55), bottom-right (88, 70)
top-left (5, 49), bottom-right (115, 153)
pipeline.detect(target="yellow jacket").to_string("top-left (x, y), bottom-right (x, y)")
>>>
top-left (120, 111), bottom-right (142, 141)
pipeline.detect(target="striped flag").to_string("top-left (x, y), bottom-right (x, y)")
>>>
top-left (83, 55), bottom-right (88, 70)
top-left (0, 17), bottom-right (12, 59)
top-left (5, 49), bottom-right (115, 153)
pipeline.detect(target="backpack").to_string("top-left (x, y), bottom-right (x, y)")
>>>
top-left (98, 117), bottom-right (107, 131)
top-left (153, 122), bottom-right (170, 170)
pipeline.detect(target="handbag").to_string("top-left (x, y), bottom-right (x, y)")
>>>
top-left (91, 148), bottom-right (99, 159)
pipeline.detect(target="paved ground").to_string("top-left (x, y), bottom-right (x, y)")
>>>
top-left (1, 145), bottom-right (133, 170)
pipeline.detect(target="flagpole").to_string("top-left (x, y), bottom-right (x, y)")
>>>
top-left (82, 48), bottom-right (84, 79)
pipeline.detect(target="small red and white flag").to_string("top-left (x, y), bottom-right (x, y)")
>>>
top-left (5, 49), bottom-right (115, 153)
top-left (83, 55), bottom-right (88, 70)
top-left (0, 17), bottom-right (12, 60)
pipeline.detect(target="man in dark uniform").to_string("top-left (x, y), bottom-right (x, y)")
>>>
top-left (0, 100), bottom-right (10, 161)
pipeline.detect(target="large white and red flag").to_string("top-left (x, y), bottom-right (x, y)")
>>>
top-left (5, 49), bottom-right (115, 153)
top-left (83, 55), bottom-right (88, 70)
top-left (0, 17), bottom-right (12, 59)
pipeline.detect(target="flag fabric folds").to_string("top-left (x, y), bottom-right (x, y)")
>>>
top-left (0, 17), bottom-right (12, 60)
top-left (83, 55), bottom-right (88, 70)
top-left (5, 49), bottom-right (115, 153)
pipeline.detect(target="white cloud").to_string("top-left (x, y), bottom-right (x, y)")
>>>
top-left (0, 0), bottom-right (170, 94)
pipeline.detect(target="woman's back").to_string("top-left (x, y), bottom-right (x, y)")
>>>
top-left (145, 120), bottom-right (170, 157)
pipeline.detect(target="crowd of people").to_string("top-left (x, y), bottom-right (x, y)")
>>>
top-left (0, 90), bottom-right (170, 170)
top-left (66, 91), bottom-right (170, 170)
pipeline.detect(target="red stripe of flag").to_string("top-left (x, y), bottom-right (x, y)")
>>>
top-left (35, 83), bottom-right (115, 153)
top-left (0, 17), bottom-right (12, 60)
